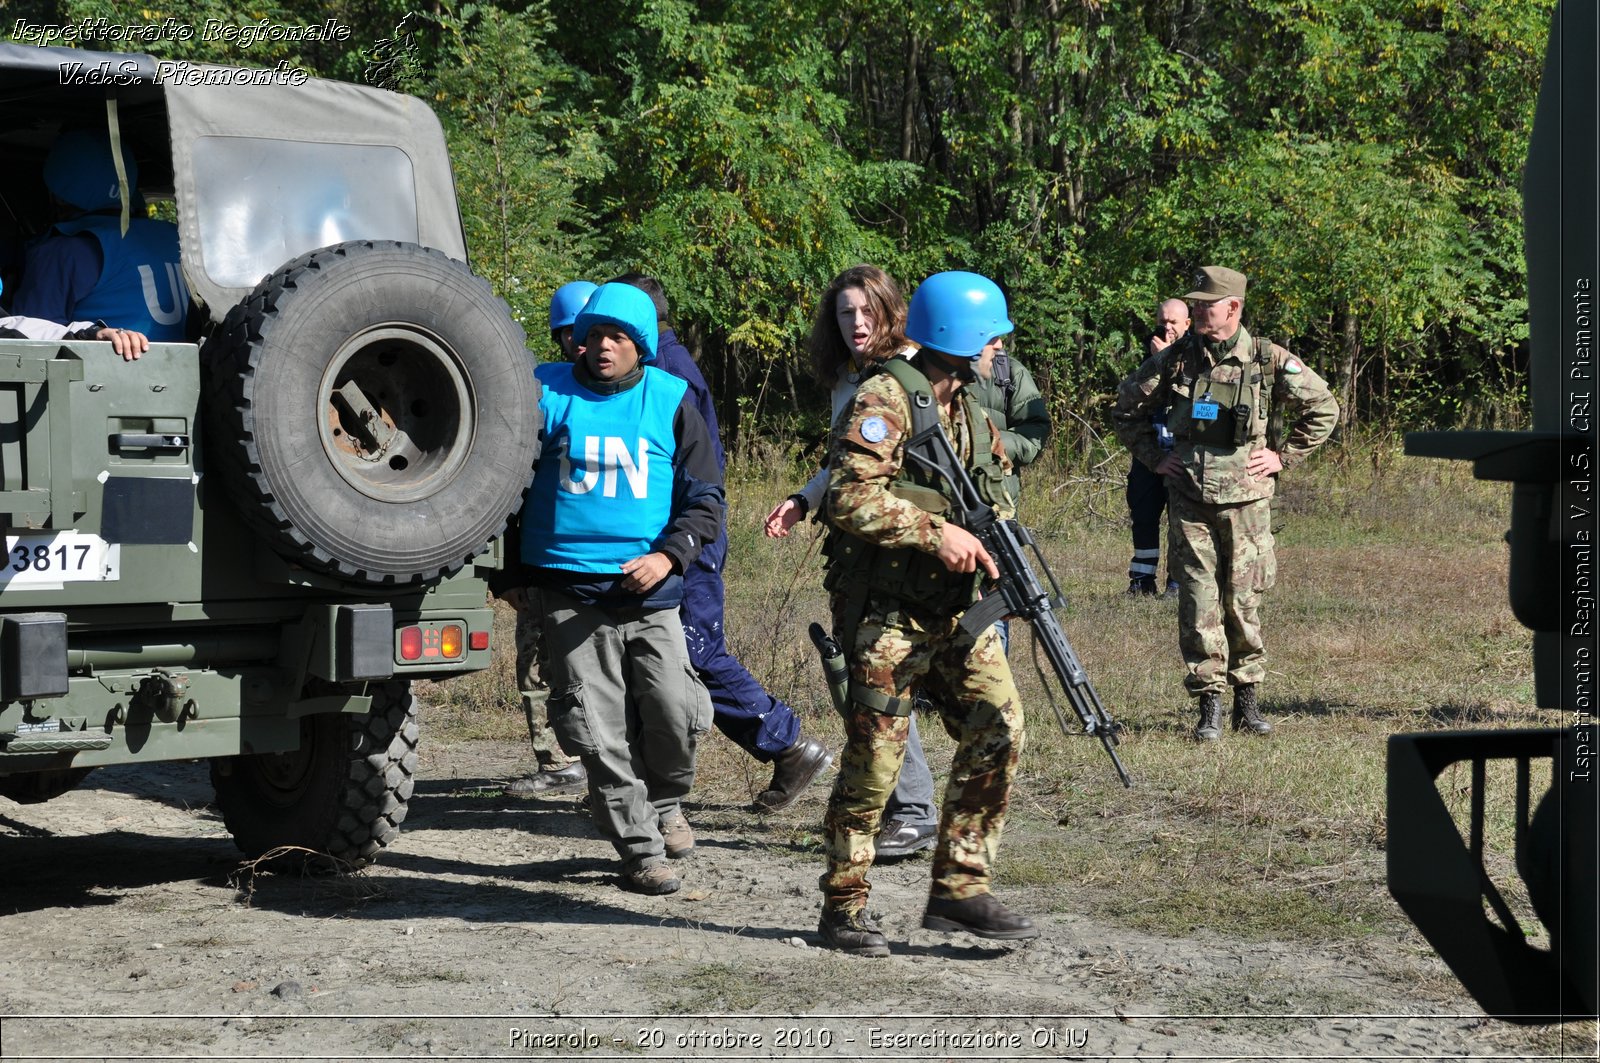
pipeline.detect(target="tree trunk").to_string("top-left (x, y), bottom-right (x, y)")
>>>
top-left (1008, 0), bottom-right (1026, 151)
top-left (901, 26), bottom-right (921, 163)
top-left (709, 327), bottom-right (739, 454)
top-left (1337, 303), bottom-right (1360, 428)
top-left (917, 62), bottom-right (951, 180)
top-left (1047, 1), bottom-right (1065, 179)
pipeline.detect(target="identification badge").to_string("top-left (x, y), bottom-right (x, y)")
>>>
top-left (859, 416), bottom-right (889, 443)
top-left (1191, 401), bottom-right (1220, 421)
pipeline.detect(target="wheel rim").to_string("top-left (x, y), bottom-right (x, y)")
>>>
top-left (318, 325), bottom-right (475, 503)
top-left (250, 726), bottom-right (321, 810)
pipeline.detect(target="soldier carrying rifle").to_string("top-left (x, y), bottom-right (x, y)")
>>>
top-left (813, 270), bottom-right (1038, 956)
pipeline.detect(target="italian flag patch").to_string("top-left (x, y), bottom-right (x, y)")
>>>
top-left (1284, 358), bottom-right (1303, 374)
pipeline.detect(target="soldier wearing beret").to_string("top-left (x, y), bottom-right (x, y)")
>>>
top-left (1113, 266), bottom-right (1338, 740)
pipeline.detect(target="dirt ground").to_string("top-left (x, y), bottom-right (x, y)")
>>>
top-left (0, 732), bottom-right (1584, 1062)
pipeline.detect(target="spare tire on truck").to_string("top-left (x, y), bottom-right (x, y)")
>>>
top-left (203, 240), bottom-right (539, 584)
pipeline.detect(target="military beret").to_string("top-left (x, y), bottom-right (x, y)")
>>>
top-left (1181, 265), bottom-right (1247, 302)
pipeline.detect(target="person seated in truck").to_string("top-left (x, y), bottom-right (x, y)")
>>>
top-left (8, 129), bottom-right (188, 342)
top-left (0, 277), bottom-right (150, 358)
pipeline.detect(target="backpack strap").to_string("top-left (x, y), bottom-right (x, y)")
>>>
top-left (878, 356), bottom-right (941, 438)
top-left (991, 349), bottom-right (1017, 409)
top-left (1254, 334), bottom-right (1283, 450)
top-left (878, 355), bottom-right (1005, 506)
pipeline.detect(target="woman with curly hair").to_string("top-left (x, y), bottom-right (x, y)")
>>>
top-left (763, 264), bottom-right (939, 865)
top-left (764, 264), bottom-right (914, 537)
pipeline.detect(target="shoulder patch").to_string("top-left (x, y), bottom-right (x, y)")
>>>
top-left (1284, 358), bottom-right (1303, 374)
top-left (860, 416), bottom-right (889, 443)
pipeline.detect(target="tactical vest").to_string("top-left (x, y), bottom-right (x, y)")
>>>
top-left (822, 357), bottom-right (1006, 614)
top-left (1164, 329), bottom-right (1282, 452)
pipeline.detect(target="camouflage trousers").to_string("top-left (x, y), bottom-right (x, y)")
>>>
top-left (514, 589), bottom-right (576, 770)
top-left (820, 593), bottom-right (1024, 915)
top-left (1168, 491), bottom-right (1276, 696)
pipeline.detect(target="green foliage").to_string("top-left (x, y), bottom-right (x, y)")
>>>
top-left (608, 4), bottom-right (900, 348)
top-left (415, 3), bottom-right (610, 332)
top-left (9, 0), bottom-right (1552, 437)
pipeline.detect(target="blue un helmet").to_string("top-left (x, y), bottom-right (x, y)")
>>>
top-left (571, 282), bottom-right (660, 363)
top-left (548, 280), bottom-right (599, 331)
top-left (905, 271), bottom-right (1015, 358)
top-left (44, 130), bottom-right (138, 212)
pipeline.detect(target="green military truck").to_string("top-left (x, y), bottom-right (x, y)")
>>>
top-left (0, 45), bottom-right (539, 868)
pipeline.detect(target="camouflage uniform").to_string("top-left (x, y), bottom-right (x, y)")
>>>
top-left (513, 588), bottom-right (576, 771)
top-left (1113, 323), bottom-right (1338, 696)
top-left (820, 362), bottom-right (1024, 916)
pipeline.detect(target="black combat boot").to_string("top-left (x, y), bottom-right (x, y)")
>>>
top-left (1192, 692), bottom-right (1224, 741)
top-left (922, 893), bottom-right (1040, 940)
top-left (818, 908), bottom-right (890, 957)
top-left (1232, 683), bottom-right (1273, 734)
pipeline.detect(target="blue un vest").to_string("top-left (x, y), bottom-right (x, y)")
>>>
top-left (54, 216), bottom-right (188, 341)
top-left (523, 363), bottom-right (688, 573)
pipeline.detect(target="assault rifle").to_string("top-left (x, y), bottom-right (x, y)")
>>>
top-left (902, 423), bottom-right (1133, 788)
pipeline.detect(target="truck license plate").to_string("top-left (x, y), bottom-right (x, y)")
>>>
top-left (1, 532), bottom-right (120, 588)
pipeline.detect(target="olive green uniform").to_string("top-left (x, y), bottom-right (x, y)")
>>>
top-left (1113, 324), bottom-right (1337, 696)
top-left (820, 357), bottom-right (1024, 916)
top-left (513, 589), bottom-right (577, 771)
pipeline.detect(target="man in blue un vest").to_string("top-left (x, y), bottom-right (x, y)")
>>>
top-left (11, 130), bottom-right (188, 341)
top-left (517, 282), bottom-right (724, 895)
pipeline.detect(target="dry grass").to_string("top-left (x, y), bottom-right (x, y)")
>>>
top-left (415, 598), bottom-right (526, 743)
top-left (423, 436), bottom-right (1560, 952)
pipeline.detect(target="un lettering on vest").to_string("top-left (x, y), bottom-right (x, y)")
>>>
top-left (138, 262), bottom-right (189, 327)
top-left (558, 436), bottom-right (651, 498)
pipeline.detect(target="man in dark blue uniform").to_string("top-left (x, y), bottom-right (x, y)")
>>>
top-left (1126, 298), bottom-right (1187, 596)
top-left (611, 274), bottom-right (831, 813)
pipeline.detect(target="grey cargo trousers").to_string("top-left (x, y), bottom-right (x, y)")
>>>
top-left (540, 588), bottom-right (712, 869)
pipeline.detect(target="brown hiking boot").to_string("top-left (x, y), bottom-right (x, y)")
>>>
top-left (1232, 683), bottom-right (1273, 734)
top-left (752, 736), bottom-right (831, 813)
top-left (503, 762), bottom-right (587, 796)
top-left (818, 908), bottom-right (889, 957)
top-left (622, 860), bottom-right (680, 895)
top-left (922, 893), bottom-right (1039, 940)
top-left (1192, 692), bottom-right (1224, 741)
top-left (660, 810), bottom-right (695, 859)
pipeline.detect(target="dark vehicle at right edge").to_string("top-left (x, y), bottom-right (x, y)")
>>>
top-left (1387, 0), bottom-right (1597, 1027)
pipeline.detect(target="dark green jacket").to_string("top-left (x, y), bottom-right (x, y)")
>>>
top-left (967, 352), bottom-right (1051, 506)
